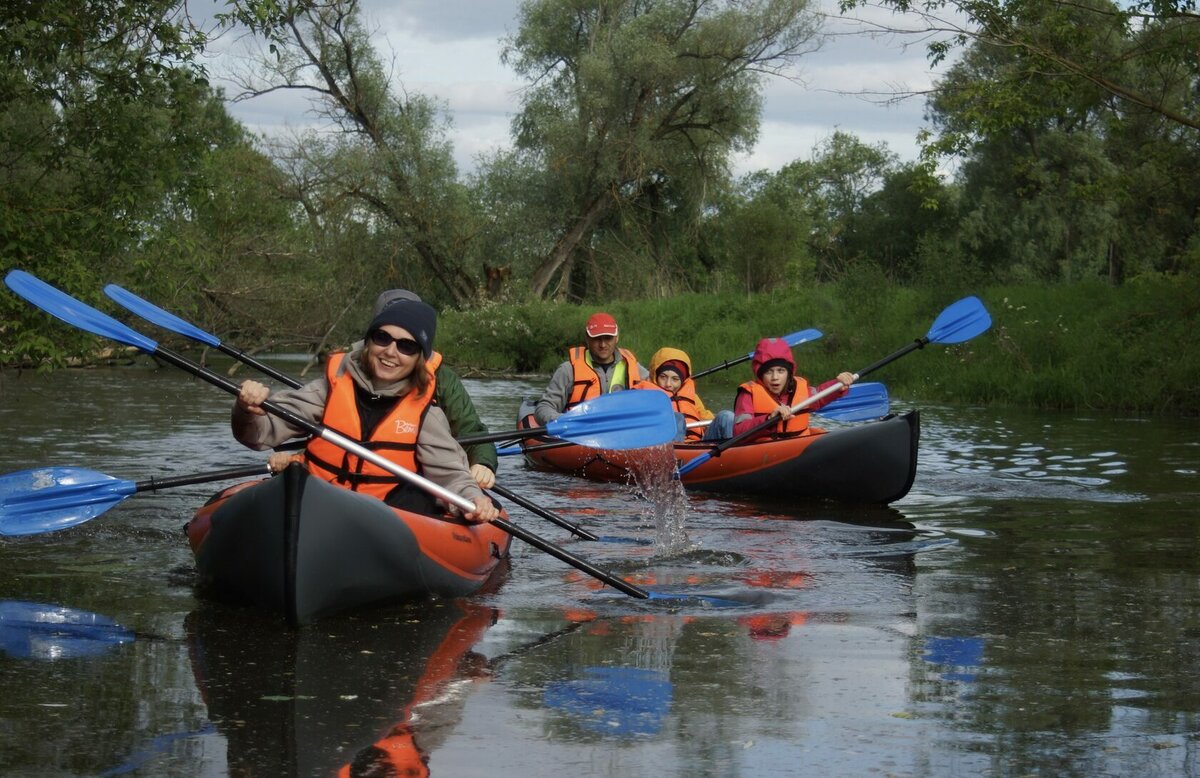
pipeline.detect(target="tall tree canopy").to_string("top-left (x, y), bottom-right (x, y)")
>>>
top-left (922, 0), bottom-right (1200, 283)
top-left (503, 0), bottom-right (821, 299)
top-left (837, 0), bottom-right (1200, 142)
top-left (230, 0), bottom-right (482, 307)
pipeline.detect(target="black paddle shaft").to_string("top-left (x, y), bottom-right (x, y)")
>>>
top-left (490, 485), bottom-right (598, 541)
top-left (135, 465), bottom-right (270, 493)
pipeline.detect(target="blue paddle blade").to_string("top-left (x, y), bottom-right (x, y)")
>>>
top-left (645, 590), bottom-right (751, 607)
top-left (0, 467), bottom-right (136, 536)
top-left (782, 328), bottom-right (823, 348)
top-left (4, 271), bottom-right (158, 353)
top-left (927, 295), bottom-right (991, 344)
top-left (734, 328), bottom-right (823, 361)
top-left (545, 390), bottom-right (677, 450)
top-left (815, 382), bottom-right (889, 421)
top-left (0, 600), bottom-right (135, 660)
top-left (104, 284), bottom-right (221, 348)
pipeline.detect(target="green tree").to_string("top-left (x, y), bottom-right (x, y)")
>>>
top-left (701, 170), bottom-right (812, 293)
top-left (836, 0), bottom-right (1200, 137)
top-left (769, 132), bottom-right (898, 281)
top-left (232, 0), bottom-right (483, 307)
top-left (502, 0), bottom-right (821, 299)
top-left (844, 163), bottom-right (957, 284)
top-left (923, 4), bottom-right (1199, 283)
top-left (0, 1), bottom-right (231, 362)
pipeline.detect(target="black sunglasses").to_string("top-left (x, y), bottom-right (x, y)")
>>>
top-left (368, 329), bottom-right (422, 356)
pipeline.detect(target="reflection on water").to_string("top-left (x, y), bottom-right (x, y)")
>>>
top-left (186, 599), bottom-right (499, 776)
top-left (0, 600), bottom-right (134, 660)
top-left (0, 368), bottom-right (1198, 775)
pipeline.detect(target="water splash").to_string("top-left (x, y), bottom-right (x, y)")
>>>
top-left (615, 443), bottom-right (693, 555)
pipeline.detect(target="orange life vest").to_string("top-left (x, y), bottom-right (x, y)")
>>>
top-left (635, 378), bottom-right (706, 440)
top-left (738, 377), bottom-right (811, 434)
top-left (565, 346), bottom-right (641, 410)
top-left (304, 351), bottom-right (441, 499)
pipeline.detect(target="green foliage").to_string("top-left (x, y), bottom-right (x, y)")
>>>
top-left (0, 1), bottom-right (228, 364)
top-left (440, 300), bottom-right (578, 373)
top-left (436, 277), bottom-right (1199, 414)
top-left (500, 0), bottom-right (820, 299)
top-left (246, 0), bottom-right (482, 306)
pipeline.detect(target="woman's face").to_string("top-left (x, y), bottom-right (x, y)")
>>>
top-left (761, 365), bottom-right (791, 395)
top-left (366, 324), bottom-right (419, 383)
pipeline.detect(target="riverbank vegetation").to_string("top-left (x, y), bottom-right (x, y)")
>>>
top-left (1, 1), bottom-right (1197, 414)
top-left (437, 276), bottom-right (1199, 415)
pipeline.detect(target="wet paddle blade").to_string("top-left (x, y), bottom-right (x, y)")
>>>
top-left (104, 284), bottom-right (221, 348)
top-left (0, 468), bottom-right (136, 536)
top-left (816, 382), bottom-right (890, 421)
top-left (544, 390), bottom-right (677, 450)
top-left (645, 590), bottom-right (749, 608)
top-left (927, 296), bottom-right (991, 344)
top-left (4, 271), bottom-right (158, 352)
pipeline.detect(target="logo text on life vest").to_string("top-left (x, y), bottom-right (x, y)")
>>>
top-left (394, 420), bottom-right (417, 435)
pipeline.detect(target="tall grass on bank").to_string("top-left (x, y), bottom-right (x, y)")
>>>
top-left (441, 277), bottom-right (1199, 415)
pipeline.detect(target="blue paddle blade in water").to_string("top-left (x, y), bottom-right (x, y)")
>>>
top-left (4, 270), bottom-right (158, 352)
top-left (927, 295), bottom-right (992, 344)
top-left (104, 284), bottom-right (221, 347)
top-left (0, 467), bottom-right (136, 536)
top-left (546, 390), bottom-right (678, 450)
top-left (0, 600), bottom-right (135, 660)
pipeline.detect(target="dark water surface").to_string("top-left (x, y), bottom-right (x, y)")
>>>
top-left (1, 365), bottom-right (1197, 777)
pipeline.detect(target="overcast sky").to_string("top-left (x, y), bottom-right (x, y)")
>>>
top-left (209, 0), bottom-right (947, 178)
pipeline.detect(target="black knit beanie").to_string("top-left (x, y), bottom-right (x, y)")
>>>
top-left (366, 299), bottom-right (437, 358)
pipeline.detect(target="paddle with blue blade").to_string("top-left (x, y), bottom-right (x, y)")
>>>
top-left (677, 296), bottom-right (992, 477)
top-left (686, 381), bottom-right (891, 433)
top-left (4, 270), bottom-right (672, 600)
top-left (454, 391), bottom-right (677, 450)
top-left (0, 464), bottom-right (271, 537)
top-left (103, 284), bottom-right (300, 387)
top-left (690, 328), bottom-right (823, 380)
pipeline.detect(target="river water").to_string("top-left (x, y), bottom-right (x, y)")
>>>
top-left (0, 365), bottom-right (1197, 777)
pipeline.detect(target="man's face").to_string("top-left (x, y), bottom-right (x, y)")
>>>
top-left (586, 334), bottom-right (617, 364)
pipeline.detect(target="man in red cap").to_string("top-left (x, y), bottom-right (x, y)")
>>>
top-left (534, 312), bottom-right (647, 424)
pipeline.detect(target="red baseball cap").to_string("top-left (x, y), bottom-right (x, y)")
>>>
top-left (585, 312), bottom-right (618, 337)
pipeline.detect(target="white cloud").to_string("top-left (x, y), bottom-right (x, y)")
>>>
top-left (214, 0), bottom-right (950, 176)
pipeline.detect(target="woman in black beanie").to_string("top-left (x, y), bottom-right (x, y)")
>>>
top-left (230, 300), bottom-right (498, 522)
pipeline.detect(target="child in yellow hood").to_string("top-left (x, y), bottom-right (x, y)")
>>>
top-left (638, 347), bottom-right (734, 440)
